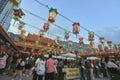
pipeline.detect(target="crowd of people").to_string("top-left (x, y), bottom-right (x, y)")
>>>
top-left (0, 51), bottom-right (120, 80)
top-left (79, 56), bottom-right (120, 80)
top-left (0, 51), bottom-right (64, 80)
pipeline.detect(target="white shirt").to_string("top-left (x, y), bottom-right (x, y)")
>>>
top-left (35, 58), bottom-right (40, 64)
top-left (107, 61), bottom-right (118, 68)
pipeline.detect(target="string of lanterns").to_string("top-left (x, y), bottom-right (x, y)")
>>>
top-left (20, 8), bottom-right (100, 48)
top-left (11, 8), bottom-right (117, 54)
top-left (34, 0), bottom-right (116, 47)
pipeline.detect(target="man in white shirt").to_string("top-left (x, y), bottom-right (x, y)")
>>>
top-left (106, 59), bottom-right (120, 76)
top-left (107, 60), bottom-right (118, 68)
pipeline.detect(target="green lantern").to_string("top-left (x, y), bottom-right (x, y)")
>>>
top-left (48, 8), bottom-right (58, 23)
top-left (88, 31), bottom-right (94, 41)
top-left (64, 31), bottom-right (70, 40)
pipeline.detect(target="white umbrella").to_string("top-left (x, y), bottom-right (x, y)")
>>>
top-left (44, 54), bottom-right (56, 58)
top-left (56, 56), bottom-right (66, 59)
top-left (61, 53), bottom-right (76, 58)
top-left (87, 57), bottom-right (100, 60)
top-left (66, 57), bottom-right (76, 60)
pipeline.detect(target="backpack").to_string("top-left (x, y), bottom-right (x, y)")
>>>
top-left (36, 60), bottom-right (45, 75)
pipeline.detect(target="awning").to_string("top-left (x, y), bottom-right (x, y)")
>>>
top-left (0, 25), bottom-right (19, 51)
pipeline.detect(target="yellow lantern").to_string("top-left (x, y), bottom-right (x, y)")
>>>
top-left (8, 0), bottom-right (21, 9)
top-left (19, 29), bottom-right (26, 41)
top-left (99, 37), bottom-right (105, 45)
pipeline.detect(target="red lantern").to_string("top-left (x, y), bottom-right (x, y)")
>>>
top-left (48, 8), bottom-right (58, 23)
top-left (88, 31), bottom-right (94, 41)
top-left (13, 9), bottom-right (25, 18)
top-left (72, 22), bottom-right (80, 35)
top-left (13, 9), bottom-right (25, 25)
top-left (107, 41), bottom-right (112, 48)
top-left (43, 22), bottom-right (50, 32)
top-left (79, 37), bottom-right (83, 41)
top-left (67, 40), bottom-right (73, 47)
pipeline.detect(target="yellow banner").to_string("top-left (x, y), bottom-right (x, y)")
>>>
top-left (66, 68), bottom-right (80, 79)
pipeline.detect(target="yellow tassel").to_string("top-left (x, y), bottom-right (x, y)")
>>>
top-left (8, 2), bottom-right (13, 10)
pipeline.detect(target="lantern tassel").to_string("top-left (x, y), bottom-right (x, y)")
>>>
top-left (13, 20), bottom-right (16, 26)
top-left (8, 2), bottom-right (13, 10)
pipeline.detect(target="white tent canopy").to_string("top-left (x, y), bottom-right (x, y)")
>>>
top-left (61, 53), bottom-right (76, 58)
top-left (87, 57), bottom-right (100, 60)
top-left (44, 54), bottom-right (56, 58)
top-left (56, 56), bottom-right (66, 59)
top-left (61, 53), bottom-right (81, 58)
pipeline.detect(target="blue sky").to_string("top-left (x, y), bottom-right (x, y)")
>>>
top-left (9, 0), bottom-right (120, 45)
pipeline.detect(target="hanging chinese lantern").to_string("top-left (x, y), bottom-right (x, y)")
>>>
top-left (13, 9), bottom-right (25, 18)
top-left (99, 37), bottom-right (105, 45)
top-left (13, 9), bottom-right (25, 25)
top-left (107, 41), bottom-right (112, 48)
top-left (43, 22), bottom-right (50, 32)
top-left (88, 31), bottom-right (94, 41)
top-left (8, 0), bottom-right (21, 9)
top-left (48, 8), bottom-right (58, 23)
top-left (13, 16), bottom-right (20, 25)
top-left (64, 31), bottom-right (69, 40)
top-left (55, 36), bottom-right (61, 44)
top-left (72, 22), bottom-right (80, 37)
top-left (79, 37), bottom-right (84, 49)
top-left (39, 29), bottom-right (45, 37)
top-left (18, 20), bottom-right (25, 30)
top-left (67, 40), bottom-right (73, 47)
top-left (19, 29), bottom-right (26, 41)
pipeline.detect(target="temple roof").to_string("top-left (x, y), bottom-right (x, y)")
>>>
top-left (0, 25), bottom-right (19, 51)
top-left (26, 33), bottom-right (56, 45)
